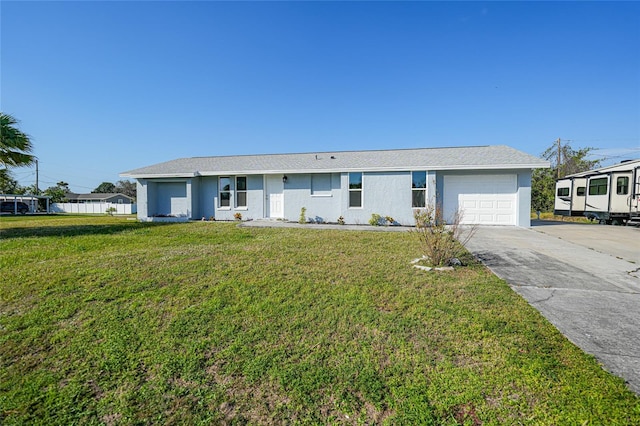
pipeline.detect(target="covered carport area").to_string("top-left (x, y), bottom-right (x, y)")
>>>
top-left (0, 193), bottom-right (52, 214)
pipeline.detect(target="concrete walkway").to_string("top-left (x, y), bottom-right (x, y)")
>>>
top-left (464, 223), bottom-right (640, 394)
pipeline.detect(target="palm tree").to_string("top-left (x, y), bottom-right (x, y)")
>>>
top-left (1, 113), bottom-right (35, 168)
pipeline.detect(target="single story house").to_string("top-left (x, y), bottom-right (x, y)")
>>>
top-left (65, 192), bottom-right (135, 204)
top-left (121, 145), bottom-right (549, 227)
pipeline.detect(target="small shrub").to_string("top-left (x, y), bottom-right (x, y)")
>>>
top-left (411, 203), bottom-right (475, 267)
top-left (369, 213), bottom-right (382, 226)
top-left (105, 207), bottom-right (116, 216)
top-left (234, 212), bottom-right (242, 221)
top-left (299, 207), bottom-right (307, 224)
top-left (337, 216), bottom-right (345, 225)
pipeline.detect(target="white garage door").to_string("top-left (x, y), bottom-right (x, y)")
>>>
top-left (443, 175), bottom-right (517, 225)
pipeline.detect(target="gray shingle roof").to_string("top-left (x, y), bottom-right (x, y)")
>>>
top-left (121, 145), bottom-right (549, 178)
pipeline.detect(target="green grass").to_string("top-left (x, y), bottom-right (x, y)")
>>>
top-left (531, 211), bottom-right (594, 223)
top-left (1, 215), bottom-right (638, 425)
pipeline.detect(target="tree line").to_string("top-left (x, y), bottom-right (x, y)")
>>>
top-left (40, 180), bottom-right (137, 203)
top-left (531, 141), bottom-right (601, 213)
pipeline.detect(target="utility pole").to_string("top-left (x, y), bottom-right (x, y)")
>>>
top-left (35, 159), bottom-right (39, 195)
top-left (556, 138), bottom-right (562, 179)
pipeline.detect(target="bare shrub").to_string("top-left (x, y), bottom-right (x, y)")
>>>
top-left (411, 203), bottom-right (476, 267)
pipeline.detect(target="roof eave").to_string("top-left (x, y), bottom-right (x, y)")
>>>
top-left (120, 172), bottom-right (198, 179)
top-left (123, 163), bottom-right (549, 178)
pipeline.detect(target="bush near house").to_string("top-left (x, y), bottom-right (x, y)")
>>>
top-left (1, 215), bottom-right (638, 425)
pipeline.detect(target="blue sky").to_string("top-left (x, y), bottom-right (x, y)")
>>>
top-left (2, 1), bottom-right (639, 193)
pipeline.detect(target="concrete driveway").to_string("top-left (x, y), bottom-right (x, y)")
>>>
top-left (464, 221), bottom-right (640, 394)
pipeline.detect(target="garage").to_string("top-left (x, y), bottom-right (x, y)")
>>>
top-left (443, 174), bottom-right (517, 225)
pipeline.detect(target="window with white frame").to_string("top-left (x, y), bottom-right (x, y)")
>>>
top-left (219, 177), bottom-right (231, 208)
top-left (412, 171), bottom-right (427, 208)
top-left (311, 174), bottom-right (331, 196)
top-left (236, 176), bottom-right (247, 208)
top-left (349, 172), bottom-right (362, 208)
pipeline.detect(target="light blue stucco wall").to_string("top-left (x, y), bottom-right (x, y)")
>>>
top-left (339, 171), bottom-right (419, 225)
top-left (282, 173), bottom-right (342, 223)
top-left (199, 175), bottom-right (264, 221)
top-left (157, 181), bottom-right (188, 217)
top-left (197, 176), bottom-right (217, 219)
top-left (517, 171), bottom-right (532, 227)
top-left (281, 172), bottom-right (428, 225)
top-left (136, 180), bottom-right (148, 218)
top-left (136, 179), bottom-right (191, 219)
top-left (135, 168), bottom-right (532, 226)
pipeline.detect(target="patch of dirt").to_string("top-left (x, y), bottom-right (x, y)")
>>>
top-left (101, 412), bottom-right (122, 426)
top-left (205, 361), bottom-right (292, 424)
top-left (453, 403), bottom-right (482, 425)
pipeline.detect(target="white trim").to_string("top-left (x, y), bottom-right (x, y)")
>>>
top-left (123, 164), bottom-right (549, 179)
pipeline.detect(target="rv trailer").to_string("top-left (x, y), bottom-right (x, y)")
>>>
top-left (554, 159), bottom-right (640, 225)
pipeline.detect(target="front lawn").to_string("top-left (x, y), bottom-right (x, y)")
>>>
top-left (1, 215), bottom-right (638, 424)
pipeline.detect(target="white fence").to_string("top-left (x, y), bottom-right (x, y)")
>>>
top-left (51, 202), bottom-right (137, 215)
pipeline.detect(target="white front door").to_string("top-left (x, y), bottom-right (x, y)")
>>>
top-left (265, 175), bottom-right (284, 219)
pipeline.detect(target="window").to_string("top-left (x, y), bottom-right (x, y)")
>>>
top-left (588, 177), bottom-right (608, 196)
top-left (236, 177), bottom-right (247, 208)
top-left (412, 171), bottom-right (427, 208)
top-left (349, 172), bottom-right (362, 208)
top-left (219, 177), bottom-right (231, 207)
top-left (576, 187), bottom-right (586, 196)
top-left (617, 177), bottom-right (629, 195)
top-left (557, 187), bottom-right (570, 197)
top-left (311, 174), bottom-right (332, 196)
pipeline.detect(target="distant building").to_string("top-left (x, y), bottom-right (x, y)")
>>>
top-left (51, 192), bottom-right (136, 215)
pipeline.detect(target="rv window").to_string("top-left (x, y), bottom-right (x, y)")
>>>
top-left (588, 178), bottom-right (608, 196)
top-left (557, 187), bottom-right (570, 197)
top-left (576, 187), bottom-right (586, 196)
top-left (617, 177), bottom-right (629, 195)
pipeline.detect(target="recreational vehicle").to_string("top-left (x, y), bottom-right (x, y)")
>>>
top-left (554, 159), bottom-right (640, 225)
